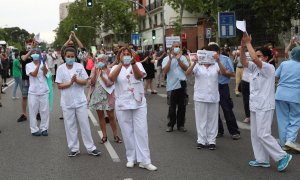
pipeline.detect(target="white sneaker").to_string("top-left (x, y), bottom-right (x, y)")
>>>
top-left (139, 163), bottom-right (158, 171)
top-left (12, 97), bottom-right (16, 99)
top-left (126, 162), bottom-right (135, 168)
top-left (285, 141), bottom-right (300, 152)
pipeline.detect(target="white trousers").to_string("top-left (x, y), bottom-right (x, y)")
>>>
top-left (250, 110), bottom-right (286, 162)
top-left (28, 93), bottom-right (49, 133)
top-left (195, 101), bottom-right (218, 145)
top-left (62, 105), bottom-right (96, 152)
top-left (116, 106), bottom-right (151, 164)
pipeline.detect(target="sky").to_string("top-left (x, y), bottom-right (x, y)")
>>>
top-left (0, 0), bottom-right (75, 43)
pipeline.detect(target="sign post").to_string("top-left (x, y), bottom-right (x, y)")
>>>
top-left (206, 28), bottom-right (211, 43)
top-left (218, 12), bottom-right (236, 38)
top-left (131, 33), bottom-right (140, 46)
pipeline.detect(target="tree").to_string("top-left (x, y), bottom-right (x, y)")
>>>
top-left (167, 0), bottom-right (300, 46)
top-left (53, 0), bottom-right (137, 48)
top-left (0, 27), bottom-right (33, 50)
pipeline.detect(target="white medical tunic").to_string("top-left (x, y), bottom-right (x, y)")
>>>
top-left (26, 62), bottom-right (49, 95)
top-left (248, 61), bottom-right (275, 111)
top-left (193, 63), bottom-right (220, 103)
top-left (111, 62), bottom-right (147, 110)
top-left (55, 63), bottom-right (88, 108)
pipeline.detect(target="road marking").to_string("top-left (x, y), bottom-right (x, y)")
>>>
top-left (88, 110), bottom-right (99, 126)
top-left (157, 93), bottom-right (167, 98)
top-left (124, 178), bottom-right (133, 180)
top-left (2, 79), bottom-right (14, 91)
top-left (88, 109), bottom-right (121, 162)
top-left (97, 131), bottom-right (121, 162)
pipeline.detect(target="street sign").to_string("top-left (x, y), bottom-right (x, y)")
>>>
top-left (218, 11), bottom-right (236, 38)
top-left (165, 36), bottom-right (180, 48)
top-left (206, 28), bottom-right (211, 39)
top-left (131, 33), bottom-right (140, 46)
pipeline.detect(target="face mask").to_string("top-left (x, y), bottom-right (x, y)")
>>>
top-left (66, 58), bottom-right (75, 65)
top-left (123, 56), bottom-right (131, 65)
top-left (97, 62), bottom-right (105, 69)
top-left (31, 54), bottom-right (40, 61)
top-left (174, 47), bottom-right (180, 54)
top-left (159, 48), bottom-right (163, 52)
top-left (138, 50), bottom-right (143, 54)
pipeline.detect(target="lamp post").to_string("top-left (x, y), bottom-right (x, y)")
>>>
top-left (126, 0), bottom-right (154, 50)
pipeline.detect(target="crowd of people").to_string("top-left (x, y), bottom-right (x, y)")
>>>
top-left (0, 31), bottom-right (299, 172)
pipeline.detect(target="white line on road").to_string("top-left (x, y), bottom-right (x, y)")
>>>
top-left (88, 110), bottom-right (99, 126)
top-left (97, 131), bottom-right (121, 162)
top-left (88, 109), bottom-right (121, 162)
top-left (157, 93), bottom-right (167, 98)
top-left (2, 79), bottom-right (14, 91)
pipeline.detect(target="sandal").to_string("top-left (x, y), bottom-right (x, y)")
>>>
top-left (100, 137), bottom-right (107, 144)
top-left (114, 136), bottom-right (122, 143)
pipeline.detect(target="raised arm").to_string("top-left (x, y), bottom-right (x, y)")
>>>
top-left (242, 33), bottom-right (263, 69)
top-left (240, 36), bottom-right (249, 67)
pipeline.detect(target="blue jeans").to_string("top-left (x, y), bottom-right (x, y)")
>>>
top-left (12, 77), bottom-right (22, 97)
top-left (276, 100), bottom-right (300, 146)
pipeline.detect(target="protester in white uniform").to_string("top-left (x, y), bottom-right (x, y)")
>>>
top-left (240, 33), bottom-right (292, 172)
top-left (186, 51), bottom-right (227, 150)
top-left (55, 47), bottom-right (101, 157)
top-left (109, 47), bottom-right (157, 171)
top-left (25, 49), bottom-right (49, 136)
top-left (46, 50), bottom-right (55, 83)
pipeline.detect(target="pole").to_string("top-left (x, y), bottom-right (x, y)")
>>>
top-left (126, 0), bottom-right (154, 50)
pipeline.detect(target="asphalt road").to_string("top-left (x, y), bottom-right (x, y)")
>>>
top-left (0, 77), bottom-right (299, 180)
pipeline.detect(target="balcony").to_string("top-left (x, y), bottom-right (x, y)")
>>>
top-left (146, 0), bottom-right (163, 13)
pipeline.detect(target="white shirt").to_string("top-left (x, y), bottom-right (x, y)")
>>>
top-left (46, 54), bottom-right (54, 68)
top-left (242, 67), bottom-right (251, 82)
top-left (55, 62), bottom-right (88, 108)
top-left (248, 61), bottom-right (275, 111)
top-left (111, 62), bottom-right (147, 110)
top-left (26, 62), bottom-right (49, 95)
top-left (193, 63), bottom-right (220, 103)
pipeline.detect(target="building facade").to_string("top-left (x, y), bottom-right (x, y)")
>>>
top-left (59, 2), bottom-right (72, 22)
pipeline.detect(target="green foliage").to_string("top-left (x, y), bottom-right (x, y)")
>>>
top-left (0, 27), bottom-right (33, 50)
top-left (53, 0), bottom-right (137, 48)
top-left (166, 0), bottom-right (300, 46)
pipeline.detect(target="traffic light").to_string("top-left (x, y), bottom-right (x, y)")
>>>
top-left (87, 0), bottom-right (93, 8)
top-left (152, 30), bottom-right (156, 40)
top-left (74, 24), bottom-right (78, 31)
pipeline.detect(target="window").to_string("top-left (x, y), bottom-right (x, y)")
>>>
top-left (139, 0), bottom-right (143, 9)
top-left (154, 14), bottom-right (158, 26)
top-left (160, 12), bottom-right (164, 24)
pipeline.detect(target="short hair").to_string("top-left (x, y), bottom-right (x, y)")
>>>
top-left (207, 43), bottom-right (220, 52)
top-left (256, 47), bottom-right (272, 61)
top-left (172, 41), bottom-right (181, 46)
top-left (116, 47), bottom-right (132, 63)
top-left (64, 47), bottom-right (77, 56)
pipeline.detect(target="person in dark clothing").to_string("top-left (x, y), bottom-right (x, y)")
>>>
top-left (141, 50), bottom-right (157, 94)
